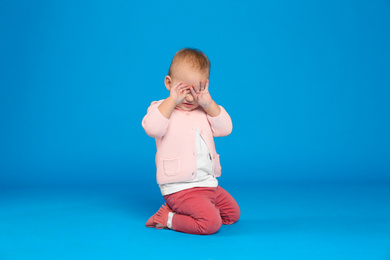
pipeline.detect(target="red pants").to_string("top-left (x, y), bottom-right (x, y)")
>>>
top-left (163, 186), bottom-right (240, 235)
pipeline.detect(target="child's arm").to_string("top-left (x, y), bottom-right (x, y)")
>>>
top-left (190, 79), bottom-right (220, 117)
top-left (142, 82), bottom-right (190, 138)
top-left (158, 81), bottom-right (190, 119)
top-left (142, 101), bottom-right (170, 138)
top-left (190, 80), bottom-right (232, 136)
top-left (202, 100), bottom-right (221, 117)
top-left (206, 105), bottom-right (233, 137)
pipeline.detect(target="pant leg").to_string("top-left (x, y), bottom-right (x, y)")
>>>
top-left (164, 187), bottom-right (222, 235)
top-left (215, 186), bottom-right (240, 225)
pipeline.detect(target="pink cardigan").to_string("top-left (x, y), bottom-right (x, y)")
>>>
top-left (142, 100), bottom-right (233, 185)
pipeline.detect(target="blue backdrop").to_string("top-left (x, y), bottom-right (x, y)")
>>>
top-left (1, 0), bottom-right (389, 187)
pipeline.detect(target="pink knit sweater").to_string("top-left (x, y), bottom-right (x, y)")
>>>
top-left (142, 100), bottom-right (233, 185)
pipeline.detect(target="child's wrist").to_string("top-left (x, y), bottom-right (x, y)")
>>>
top-left (201, 100), bottom-right (213, 109)
top-left (167, 96), bottom-right (179, 106)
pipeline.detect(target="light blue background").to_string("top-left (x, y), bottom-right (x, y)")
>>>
top-left (1, 1), bottom-right (390, 259)
top-left (1, 0), bottom-right (389, 186)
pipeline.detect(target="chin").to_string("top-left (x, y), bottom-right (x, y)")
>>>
top-left (178, 104), bottom-right (199, 111)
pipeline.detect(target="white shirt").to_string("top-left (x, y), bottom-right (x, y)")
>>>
top-left (159, 128), bottom-right (218, 195)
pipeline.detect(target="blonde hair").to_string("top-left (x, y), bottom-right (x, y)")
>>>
top-left (168, 48), bottom-right (211, 78)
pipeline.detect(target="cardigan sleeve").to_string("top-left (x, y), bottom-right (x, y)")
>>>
top-left (207, 105), bottom-right (233, 137)
top-left (141, 100), bottom-right (170, 138)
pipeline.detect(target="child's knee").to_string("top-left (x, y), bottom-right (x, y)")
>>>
top-left (222, 204), bottom-right (241, 225)
top-left (231, 205), bottom-right (241, 223)
top-left (198, 214), bottom-right (222, 235)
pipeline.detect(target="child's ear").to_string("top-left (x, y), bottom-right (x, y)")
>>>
top-left (164, 76), bottom-right (172, 91)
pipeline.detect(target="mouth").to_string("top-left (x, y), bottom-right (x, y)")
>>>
top-left (182, 102), bottom-right (193, 108)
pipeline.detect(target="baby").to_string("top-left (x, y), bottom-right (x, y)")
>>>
top-left (142, 48), bottom-right (240, 235)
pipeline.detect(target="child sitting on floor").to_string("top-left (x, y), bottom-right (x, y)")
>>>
top-left (142, 48), bottom-right (240, 235)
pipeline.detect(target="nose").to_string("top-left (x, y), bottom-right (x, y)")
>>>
top-left (185, 93), bottom-right (194, 102)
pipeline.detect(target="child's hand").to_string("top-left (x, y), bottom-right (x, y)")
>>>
top-left (170, 81), bottom-right (190, 105)
top-left (190, 79), bottom-right (213, 108)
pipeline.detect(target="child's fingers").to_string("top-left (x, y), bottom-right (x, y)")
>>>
top-left (172, 81), bottom-right (184, 90)
top-left (175, 81), bottom-right (184, 87)
top-left (193, 84), bottom-right (200, 93)
top-left (205, 79), bottom-right (209, 91)
top-left (177, 84), bottom-right (189, 91)
top-left (200, 80), bottom-right (205, 91)
top-left (190, 86), bottom-right (197, 97)
top-left (179, 87), bottom-right (190, 94)
top-left (179, 86), bottom-right (189, 92)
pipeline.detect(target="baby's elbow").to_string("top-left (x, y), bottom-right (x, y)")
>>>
top-left (145, 128), bottom-right (164, 138)
top-left (142, 122), bottom-right (164, 138)
top-left (226, 124), bottom-right (233, 135)
top-left (214, 125), bottom-right (233, 137)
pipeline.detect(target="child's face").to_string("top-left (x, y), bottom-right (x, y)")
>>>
top-left (166, 61), bottom-right (209, 111)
